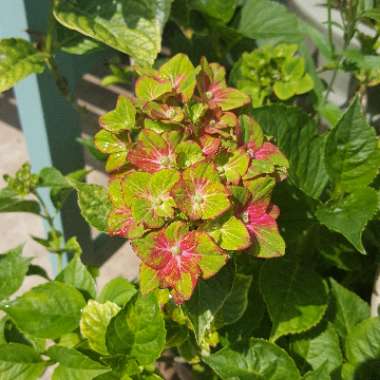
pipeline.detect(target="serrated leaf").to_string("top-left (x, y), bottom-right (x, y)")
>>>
top-left (302, 363), bottom-right (331, 380)
top-left (80, 300), bottom-right (121, 355)
top-left (184, 264), bottom-right (234, 344)
top-left (106, 293), bottom-right (166, 365)
top-left (99, 96), bottom-right (136, 133)
top-left (214, 273), bottom-right (252, 328)
top-left (54, 0), bottom-right (173, 66)
top-left (98, 277), bottom-right (137, 307)
top-left (328, 278), bottom-right (370, 339)
top-left (74, 182), bottom-right (112, 232)
top-left (56, 254), bottom-right (96, 299)
top-left (0, 343), bottom-right (46, 380)
top-left (325, 97), bottom-right (380, 191)
top-left (173, 161), bottom-right (230, 220)
top-left (0, 246), bottom-right (30, 300)
top-left (253, 105), bottom-right (328, 199)
top-left (260, 258), bottom-right (329, 341)
top-left (221, 149), bottom-right (250, 185)
top-left (190, 0), bottom-right (237, 23)
top-left (2, 282), bottom-right (85, 339)
top-left (203, 338), bottom-right (301, 380)
top-left (345, 317), bottom-right (380, 378)
top-left (47, 346), bottom-right (109, 380)
top-left (315, 188), bottom-right (379, 254)
top-left (290, 322), bottom-right (343, 374)
top-left (0, 38), bottom-right (46, 92)
top-left (238, 0), bottom-right (302, 43)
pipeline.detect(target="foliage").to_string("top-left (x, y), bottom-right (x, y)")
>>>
top-left (0, 0), bottom-right (380, 379)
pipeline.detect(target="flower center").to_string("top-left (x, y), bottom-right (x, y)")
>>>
top-left (170, 245), bottom-right (181, 255)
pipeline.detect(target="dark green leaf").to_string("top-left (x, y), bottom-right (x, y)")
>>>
top-left (56, 254), bottom-right (97, 299)
top-left (253, 105), bottom-right (328, 199)
top-left (184, 264), bottom-right (234, 344)
top-left (0, 188), bottom-right (40, 214)
top-left (204, 338), bottom-right (301, 379)
top-left (26, 264), bottom-right (50, 280)
top-left (328, 278), bottom-right (370, 339)
top-left (238, 0), bottom-right (302, 43)
top-left (3, 282), bottom-right (85, 339)
top-left (290, 322), bottom-right (343, 374)
top-left (214, 273), bottom-right (252, 328)
top-left (260, 258), bottom-right (329, 341)
top-left (0, 343), bottom-right (45, 380)
top-left (97, 277), bottom-right (137, 307)
top-left (0, 246), bottom-right (30, 300)
top-left (106, 293), bottom-right (166, 365)
top-left (316, 188), bottom-right (379, 253)
top-left (325, 97), bottom-right (380, 192)
top-left (345, 317), bottom-right (380, 378)
top-left (0, 38), bottom-right (46, 92)
top-left (53, 0), bottom-right (174, 66)
top-left (190, 0), bottom-right (237, 23)
top-left (302, 363), bottom-right (331, 380)
top-left (47, 346), bottom-right (109, 380)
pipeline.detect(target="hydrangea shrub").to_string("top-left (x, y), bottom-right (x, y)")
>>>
top-left (95, 54), bottom-right (289, 303)
top-left (230, 44), bottom-right (314, 107)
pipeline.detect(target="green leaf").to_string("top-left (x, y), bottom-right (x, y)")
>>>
top-left (0, 246), bottom-right (30, 300)
top-left (53, 0), bottom-right (173, 66)
top-left (253, 105), bottom-right (328, 199)
top-left (361, 8), bottom-right (380, 22)
top-left (273, 81), bottom-right (296, 100)
top-left (47, 346), bottom-right (109, 380)
top-left (184, 264), bottom-right (234, 344)
top-left (315, 188), bottom-right (379, 254)
top-left (260, 258), bottom-right (329, 342)
top-left (325, 97), bottom-right (380, 192)
top-left (74, 182), bottom-right (112, 232)
top-left (80, 300), bottom-right (120, 355)
top-left (290, 322), bottom-right (343, 374)
top-left (238, 0), bottom-right (302, 43)
top-left (99, 96), bottom-right (136, 133)
top-left (190, 0), bottom-right (237, 23)
top-left (0, 188), bottom-right (40, 214)
top-left (106, 293), bottom-right (166, 365)
top-left (97, 277), bottom-right (137, 307)
top-left (175, 141), bottom-right (204, 168)
top-left (3, 281), bottom-right (85, 339)
top-left (214, 273), bottom-right (252, 328)
top-left (345, 317), bottom-right (380, 377)
top-left (0, 38), bottom-right (46, 92)
top-left (0, 343), bottom-right (46, 380)
top-left (328, 278), bottom-right (370, 339)
top-left (204, 338), bottom-right (301, 380)
top-left (302, 363), bottom-right (331, 380)
top-left (135, 76), bottom-right (171, 101)
top-left (56, 255), bottom-right (96, 299)
top-left (39, 167), bottom-right (70, 188)
top-left (208, 215), bottom-right (251, 251)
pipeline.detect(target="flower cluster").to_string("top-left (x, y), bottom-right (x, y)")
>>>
top-left (95, 54), bottom-right (288, 303)
top-left (230, 44), bottom-right (314, 107)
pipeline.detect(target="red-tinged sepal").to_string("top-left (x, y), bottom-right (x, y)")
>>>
top-left (241, 200), bottom-right (285, 258)
top-left (133, 222), bottom-right (227, 303)
top-left (128, 130), bottom-right (177, 173)
top-left (216, 148), bottom-right (250, 185)
top-left (172, 161), bottom-right (230, 220)
top-left (123, 169), bottom-right (180, 228)
top-left (159, 53), bottom-right (198, 102)
top-left (200, 135), bottom-right (221, 157)
top-left (135, 76), bottom-right (172, 102)
top-left (245, 142), bottom-right (289, 180)
top-left (99, 96), bottom-right (136, 132)
top-left (143, 102), bottom-right (185, 124)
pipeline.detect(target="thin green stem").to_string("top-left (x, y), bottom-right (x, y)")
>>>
top-left (327, 0), bottom-right (335, 57)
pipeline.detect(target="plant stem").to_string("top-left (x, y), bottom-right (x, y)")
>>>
top-left (327, 0), bottom-right (335, 57)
